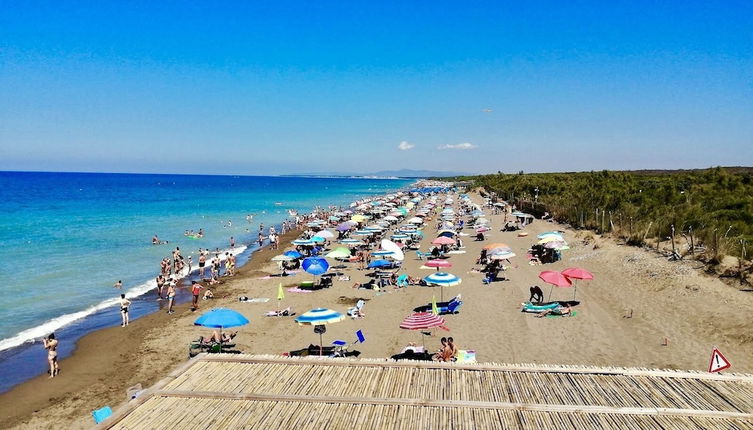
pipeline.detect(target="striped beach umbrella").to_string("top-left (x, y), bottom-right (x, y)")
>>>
top-left (339, 238), bottom-right (364, 246)
top-left (425, 259), bottom-right (452, 270)
top-left (424, 272), bottom-right (462, 301)
top-left (295, 308), bottom-right (345, 355)
top-left (400, 312), bottom-right (447, 347)
top-left (489, 251), bottom-right (517, 260)
top-left (292, 239), bottom-right (314, 246)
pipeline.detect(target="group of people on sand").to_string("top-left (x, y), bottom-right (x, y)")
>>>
top-left (433, 337), bottom-right (458, 362)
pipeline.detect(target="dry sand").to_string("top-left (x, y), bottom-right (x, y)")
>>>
top-left (4, 192), bottom-right (753, 429)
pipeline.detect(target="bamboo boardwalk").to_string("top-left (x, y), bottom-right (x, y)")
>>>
top-left (96, 354), bottom-right (753, 429)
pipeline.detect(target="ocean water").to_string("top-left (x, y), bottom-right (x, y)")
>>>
top-left (0, 172), bottom-right (412, 391)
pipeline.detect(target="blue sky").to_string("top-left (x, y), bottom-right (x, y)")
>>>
top-left (1, 1), bottom-right (751, 175)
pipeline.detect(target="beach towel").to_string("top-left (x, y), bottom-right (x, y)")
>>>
top-left (287, 287), bottom-right (313, 293)
top-left (456, 350), bottom-right (476, 363)
top-left (447, 250), bottom-right (466, 254)
top-left (239, 297), bottom-right (270, 303)
top-left (92, 406), bottom-right (113, 424)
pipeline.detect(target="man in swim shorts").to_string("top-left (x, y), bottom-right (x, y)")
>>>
top-left (191, 281), bottom-right (203, 311)
top-left (120, 294), bottom-right (131, 327)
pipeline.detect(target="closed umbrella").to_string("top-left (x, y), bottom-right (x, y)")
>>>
top-left (194, 308), bottom-right (249, 353)
top-left (295, 308), bottom-right (345, 355)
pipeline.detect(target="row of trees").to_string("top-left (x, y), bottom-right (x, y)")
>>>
top-left (456, 167), bottom-right (753, 265)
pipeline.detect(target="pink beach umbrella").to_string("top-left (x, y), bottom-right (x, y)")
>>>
top-left (431, 236), bottom-right (455, 246)
top-left (562, 268), bottom-right (594, 300)
top-left (538, 270), bottom-right (572, 301)
top-left (400, 312), bottom-right (447, 347)
top-left (425, 259), bottom-right (452, 271)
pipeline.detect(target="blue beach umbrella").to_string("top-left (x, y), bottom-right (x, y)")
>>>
top-left (194, 308), bottom-right (249, 352)
top-left (310, 236), bottom-right (326, 243)
top-left (423, 272), bottom-right (462, 301)
top-left (368, 259), bottom-right (393, 269)
top-left (284, 250), bottom-right (303, 259)
top-left (302, 257), bottom-right (329, 276)
top-left (295, 307), bottom-right (345, 355)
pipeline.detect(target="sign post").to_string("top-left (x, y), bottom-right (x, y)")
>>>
top-left (709, 347), bottom-right (731, 373)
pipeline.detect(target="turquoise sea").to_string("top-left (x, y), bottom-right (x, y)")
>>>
top-left (0, 171), bottom-right (413, 391)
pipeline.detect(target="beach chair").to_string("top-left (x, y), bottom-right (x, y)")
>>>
top-left (347, 300), bottom-right (366, 318)
top-left (92, 406), bottom-right (113, 424)
top-left (415, 250), bottom-right (431, 260)
top-left (396, 274), bottom-right (409, 288)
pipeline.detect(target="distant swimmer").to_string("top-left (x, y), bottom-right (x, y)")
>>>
top-left (246, 214), bottom-right (254, 223)
top-left (114, 280), bottom-right (122, 289)
top-left (153, 235), bottom-right (159, 244)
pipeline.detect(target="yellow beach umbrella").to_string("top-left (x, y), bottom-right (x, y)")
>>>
top-left (351, 214), bottom-right (367, 223)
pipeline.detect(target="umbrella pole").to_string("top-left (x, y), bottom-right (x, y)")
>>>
top-left (319, 332), bottom-right (323, 356)
top-left (219, 326), bottom-right (223, 353)
top-left (441, 285), bottom-right (444, 302)
top-left (548, 285), bottom-right (554, 302)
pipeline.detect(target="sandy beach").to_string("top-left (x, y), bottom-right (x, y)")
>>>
top-left (4, 190), bottom-right (753, 429)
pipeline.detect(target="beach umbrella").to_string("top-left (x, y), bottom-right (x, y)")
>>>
top-left (302, 256), bottom-right (329, 277)
top-left (475, 226), bottom-right (490, 233)
top-left (371, 250), bottom-right (394, 258)
top-left (271, 254), bottom-right (294, 262)
top-left (539, 270), bottom-right (572, 301)
top-left (340, 238), bottom-right (364, 246)
top-left (380, 239), bottom-right (405, 261)
top-left (562, 267), bottom-right (594, 300)
top-left (351, 214), bottom-right (367, 223)
top-left (295, 307), bottom-right (345, 355)
top-left (277, 283), bottom-right (285, 312)
top-left (384, 215), bottom-right (398, 222)
top-left (425, 259), bottom-right (452, 271)
top-left (354, 230), bottom-right (373, 236)
top-left (336, 223), bottom-right (352, 232)
top-left (484, 243), bottom-right (510, 250)
top-left (407, 217), bottom-right (423, 224)
top-left (543, 241), bottom-right (569, 250)
top-left (390, 233), bottom-right (409, 240)
top-left (400, 312), bottom-right (447, 347)
top-left (367, 259), bottom-right (393, 269)
top-left (292, 239), bottom-right (314, 246)
top-left (538, 236), bottom-right (563, 244)
top-left (537, 231), bottom-right (564, 239)
top-left (325, 247), bottom-right (351, 259)
top-left (310, 236), bottom-right (326, 243)
top-left (284, 250), bottom-right (303, 259)
top-left (194, 308), bottom-right (249, 353)
top-left (314, 230), bottom-right (335, 239)
top-left (424, 272), bottom-right (462, 301)
top-left (489, 251), bottom-right (516, 260)
top-left (432, 236), bottom-right (455, 246)
top-left (437, 229), bottom-right (457, 237)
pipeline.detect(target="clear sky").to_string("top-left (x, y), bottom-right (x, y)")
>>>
top-left (1, 1), bottom-right (751, 175)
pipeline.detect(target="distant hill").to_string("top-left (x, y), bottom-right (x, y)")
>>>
top-left (286, 169), bottom-right (470, 178)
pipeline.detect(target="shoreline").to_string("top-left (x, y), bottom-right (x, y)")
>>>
top-left (0, 228), bottom-right (300, 428)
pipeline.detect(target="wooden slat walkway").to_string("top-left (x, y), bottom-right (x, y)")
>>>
top-left (95, 355), bottom-right (753, 429)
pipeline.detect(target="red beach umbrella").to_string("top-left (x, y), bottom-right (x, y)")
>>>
top-left (425, 259), bottom-right (452, 271)
top-left (562, 268), bottom-right (594, 300)
top-left (400, 312), bottom-right (447, 347)
top-left (539, 270), bottom-right (572, 302)
top-left (432, 236), bottom-right (455, 245)
top-left (561, 268), bottom-right (594, 280)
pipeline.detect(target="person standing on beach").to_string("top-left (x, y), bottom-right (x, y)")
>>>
top-left (42, 333), bottom-right (59, 378)
top-left (156, 274), bottom-right (166, 299)
top-left (187, 255), bottom-right (193, 274)
top-left (166, 283), bottom-right (176, 314)
top-left (199, 253), bottom-right (207, 278)
top-left (190, 281), bottom-right (203, 311)
top-left (120, 294), bottom-right (131, 327)
top-left (230, 236), bottom-right (235, 248)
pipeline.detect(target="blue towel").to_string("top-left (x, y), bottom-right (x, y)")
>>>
top-left (92, 406), bottom-right (112, 424)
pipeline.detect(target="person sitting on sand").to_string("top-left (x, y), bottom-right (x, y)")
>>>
top-left (203, 289), bottom-right (214, 300)
top-left (535, 304), bottom-right (572, 318)
top-left (432, 337), bottom-right (452, 362)
top-left (209, 330), bottom-right (237, 344)
top-left (447, 337), bottom-right (458, 361)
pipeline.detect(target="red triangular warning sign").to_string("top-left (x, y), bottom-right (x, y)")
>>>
top-left (709, 348), bottom-right (731, 373)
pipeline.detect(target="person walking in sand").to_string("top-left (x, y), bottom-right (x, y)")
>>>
top-left (42, 333), bottom-right (59, 378)
top-left (120, 294), bottom-right (131, 327)
top-left (166, 283), bottom-right (176, 314)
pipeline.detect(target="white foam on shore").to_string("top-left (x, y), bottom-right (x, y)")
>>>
top-left (0, 244), bottom-right (249, 353)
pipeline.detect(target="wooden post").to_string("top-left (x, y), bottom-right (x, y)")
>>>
top-left (670, 224), bottom-right (677, 260)
top-left (689, 226), bottom-right (694, 255)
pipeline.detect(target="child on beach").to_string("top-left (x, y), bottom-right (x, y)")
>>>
top-left (42, 333), bottom-right (59, 378)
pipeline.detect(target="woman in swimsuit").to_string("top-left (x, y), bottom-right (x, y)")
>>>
top-left (120, 294), bottom-right (131, 327)
top-left (43, 333), bottom-right (59, 378)
top-left (166, 284), bottom-right (176, 314)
